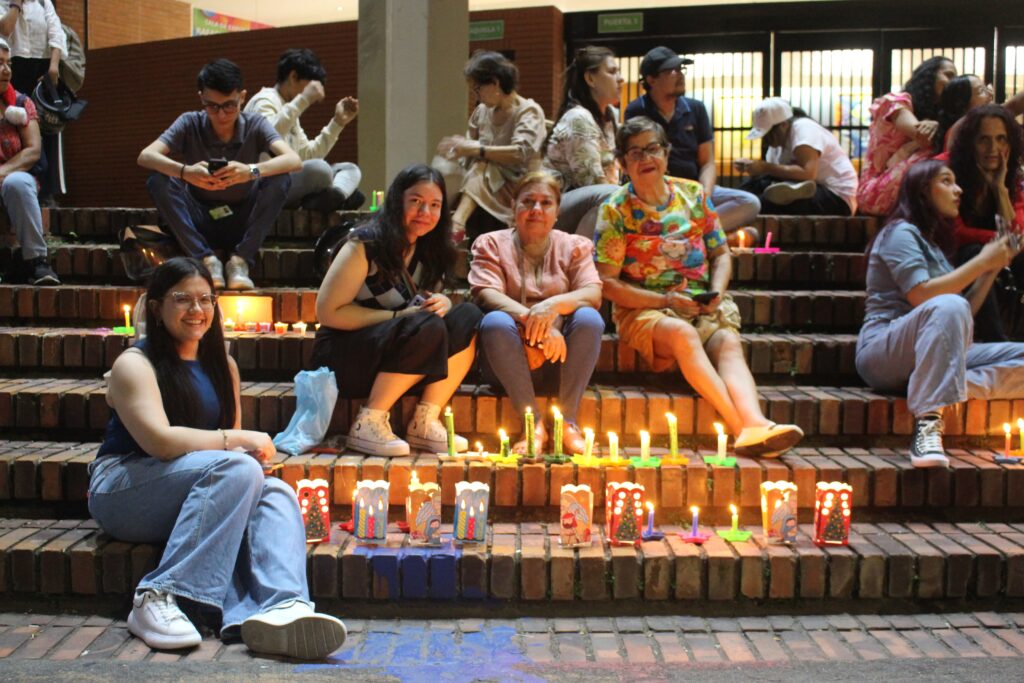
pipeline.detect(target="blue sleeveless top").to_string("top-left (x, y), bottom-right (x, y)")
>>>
top-left (97, 339), bottom-right (222, 458)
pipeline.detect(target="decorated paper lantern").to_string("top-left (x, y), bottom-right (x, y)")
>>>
top-left (760, 481), bottom-right (798, 543)
top-left (813, 481), bottom-right (852, 546)
top-left (453, 481), bottom-right (489, 543)
top-left (296, 478), bottom-right (330, 543)
top-left (559, 484), bottom-right (593, 547)
top-left (605, 482), bottom-right (644, 547)
top-left (353, 479), bottom-right (389, 542)
top-left (406, 474), bottom-right (442, 545)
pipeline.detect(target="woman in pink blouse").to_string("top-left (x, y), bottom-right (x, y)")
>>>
top-left (469, 171), bottom-right (604, 454)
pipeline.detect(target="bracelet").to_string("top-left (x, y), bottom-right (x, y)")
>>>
top-left (9, 4), bottom-right (21, 12)
top-left (478, 144), bottom-right (485, 159)
top-left (179, 163), bottom-right (186, 179)
top-left (219, 428), bottom-right (228, 450)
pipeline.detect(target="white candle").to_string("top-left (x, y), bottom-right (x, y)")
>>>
top-left (639, 430), bottom-right (650, 460)
top-left (665, 412), bottom-right (678, 458)
top-left (714, 422), bottom-right (727, 460)
top-left (583, 428), bottom-right (594, 460)
top-left (608, 432), bottom-right (619, 462)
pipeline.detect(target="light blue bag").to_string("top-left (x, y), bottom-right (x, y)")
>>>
top-left (273, 367), bottom-right (338, 455)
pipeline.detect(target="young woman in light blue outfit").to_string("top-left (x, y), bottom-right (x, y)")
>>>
top-left (856, 160), bottom-right (1024, 468)
top-left (87, 257), bottom-right (345, 658)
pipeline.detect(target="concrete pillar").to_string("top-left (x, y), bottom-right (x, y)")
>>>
top-left (358, 0), bottom-right (468, 193)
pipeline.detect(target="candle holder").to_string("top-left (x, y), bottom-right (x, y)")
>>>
top-left (630, 455), bottom-right (662, 468)
top-left (813, 481), bottom-right (852, 546)
top-left (296, 478), bottom-right (331, 543)
top-left (112, 326), bottom-right (135, 336)
top-left (453, 481), bottom-right (489, 544)
top-left (704, 422), bottom-right (736, 468)
top-left (406, 474), bottom-right (442, 546)
top-left (717, 504), bottom-right (752, 542)
top-left (605, 482), bottom-right (644, 547)
top-left (761, 481), bottom-right (798, 544)
top-left (353, 479), bottom-right (389, 544)
top-left (559, 484), bottom-right (593, 547)
top-left (754, 231), bottom-right (780, 254)
top-left (260, 321), bottom-right (273, 334)
top-left (679, 505), bottom-right (712, 544)
top-left (641, 502), bottom-right (664, 541)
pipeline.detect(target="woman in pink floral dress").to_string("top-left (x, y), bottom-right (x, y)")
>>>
top-left (857, 56), bottom-right (957, 216)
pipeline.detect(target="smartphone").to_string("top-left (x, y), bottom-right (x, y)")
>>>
top-left (692, 291), bottom-right (719, 305)
top-left (409, 294), bottom-right (427, 307)
top-left (208, 157), bottom-right (228, 172)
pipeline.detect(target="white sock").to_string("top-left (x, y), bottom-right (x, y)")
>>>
top-left (331, 162), bottom-right (362, 198)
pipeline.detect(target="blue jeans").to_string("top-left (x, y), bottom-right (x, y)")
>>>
top-left (88, 451), bottom-right (311, 631)
top-left (710, 186), bottom-right (760, 232)
top-left (2, 171), bottom-right (46, 260)
top-left (146, 172), bottom-right (290, 267)
top-left (479, 307), bottom-right (603, 423)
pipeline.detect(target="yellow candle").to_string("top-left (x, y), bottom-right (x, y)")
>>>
top-left (730, 504), bottom-right (739, 532)
top-left (293, 321), bottom-right (307, 335)
top-left (1005, 422), bottom-right (1012, 458)
top-left (608, 432), bottom-right (619, 462)
top-left (583, 428), bottom-right (594, 460)
top-left (123, 304), bottom-right (131, 329)
top-left (639, 430), bottom-right (650, 460)
top-left (1017, 418), bottom-right (1023, 453)
top-left (665, 412), bottom-right (678, 458)
top-left (223, 317), bottom-right (235, 332)
top-left (714, 422), bottom-right (727, 460)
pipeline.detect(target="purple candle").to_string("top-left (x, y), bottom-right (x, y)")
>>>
top-left (646, 503), bottom-right (655, 536)
top-left (690, 506), bottom-right (699, 536)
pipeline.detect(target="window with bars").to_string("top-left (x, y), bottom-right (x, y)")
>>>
top-left (889, 47), bottom-right (986, 93)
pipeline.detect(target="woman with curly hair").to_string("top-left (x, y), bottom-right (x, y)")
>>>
top-left (857, 56), bottom-right (956, 216)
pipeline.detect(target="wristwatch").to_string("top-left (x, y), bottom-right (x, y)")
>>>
top-left (249, 164), bottom-right (261, 180)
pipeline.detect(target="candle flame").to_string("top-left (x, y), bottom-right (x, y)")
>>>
top-left (730, 504), bottom-right (737, 515)
top-left (122, 304), bottom-right (130, 312)
top-left (665, 412), bottom-right (676, 423)
top-left (469, 506), bottom-right (475, 517)
top-left (584, 427), bottom-right (594, 438)
top-left (499, 428), bottom-right (508, 440)
top-left (410, 471), bottom-right (420, 486)
top-left (551, 405), bottom-right (561, 418)
top-left (1019, 418), bottom-right (1024, 430)
top-left (640, 430), bottom-right (650, 439)
top-left (646, 502), bottom-right (654, 512)
top-left (525, 407), bottom-right (532, 415)
top-left (739, 231), bottom-right (746, 248)
top-left (445, 405), bottom-right (452, 415)
top-left (714, 422), bottom-right (724, 436)
top-left (1005, 422), bottom-right (1012, 436)
top-left (690, 505), bottom-right (699, 514)
top-left (608, 431), bottom-right (618, 440)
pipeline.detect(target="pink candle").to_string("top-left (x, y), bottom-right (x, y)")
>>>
top-left (1005, 423), bottom-right (1012, 458)
top-left (259, 321), bottom-right (272, 333)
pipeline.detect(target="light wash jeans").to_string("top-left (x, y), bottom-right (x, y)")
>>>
top-left (710, 186), bottom-right (760, 233)
top-left (856, 294), bottom-right (1024, 417)
top-left (88, 451), bottom-right (311, 631)
top-left (479, 307), bottom-right (604, 424)
top-left (285, 159), bottom-right (362, 208)
top-left (555, 184), bottom-right (620, 239)
top-left (2, 171), bottom-right (46, 260)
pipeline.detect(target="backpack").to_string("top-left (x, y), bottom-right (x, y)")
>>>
top-left (59, 24), bottom-right (85, 93)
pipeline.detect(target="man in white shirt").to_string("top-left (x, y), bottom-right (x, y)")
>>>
top-left (244, 48), bottom-right (363, 212)
top-left (735, 97), bottom-right (858, 216)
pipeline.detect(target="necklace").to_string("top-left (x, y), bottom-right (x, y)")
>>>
top-left (513, 231), bottom-right (551, 305)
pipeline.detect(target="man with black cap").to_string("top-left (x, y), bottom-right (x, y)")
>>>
top-left (625, 46), bottom-right (759, 234)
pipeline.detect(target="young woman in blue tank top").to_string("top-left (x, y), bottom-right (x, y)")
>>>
top-left (88, 257), bottom-right (346, 659)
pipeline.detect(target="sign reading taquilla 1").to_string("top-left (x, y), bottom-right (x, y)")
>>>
top-left (598, 12), bottom-right (643, 34)
top-left (470, 20), bottom-right (505, 41)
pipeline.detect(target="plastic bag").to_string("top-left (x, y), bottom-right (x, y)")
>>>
top-left (273, 367), bottom-right (339, 455)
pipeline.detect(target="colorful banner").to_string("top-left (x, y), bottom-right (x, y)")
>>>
top-left (193, 9), bottom-right (273, 36)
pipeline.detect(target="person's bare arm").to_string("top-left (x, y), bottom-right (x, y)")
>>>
top-left (747, 145), bottom-right (820, 182)
top-left (906, 236), bottom-right (1014, 308)
top-left (0, 1), bottom-right (21, 37)
top-left (0, 118), bottom-right (40, 179)
top-left (696, 140), bottom-right (716, 198)
top-left (316, 241), bottom-right (422, 330)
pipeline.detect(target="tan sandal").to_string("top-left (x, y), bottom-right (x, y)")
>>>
top-left (513, 421), bottom-right (548, 456)
top-left (561, 423), bottom-right (586, 455)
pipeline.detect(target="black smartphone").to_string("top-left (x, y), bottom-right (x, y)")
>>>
top-left (692, 291), bottom-right (719, 305)
top-left (208, 157), bottom-right (228, 172)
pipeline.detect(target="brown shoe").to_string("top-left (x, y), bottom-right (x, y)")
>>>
top-left (562, 423), bottom-right (586, 455)
top-left (513, 420), bottom-right (548, 456)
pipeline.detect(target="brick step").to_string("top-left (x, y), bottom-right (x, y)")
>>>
top-left (26, 243), bottom-right (867, 290)
top-left (0, 326), bottom-right (860, 381)
top-left (0, 284), bottom-right (867, 331)
top-left (3, 440), bottom-right (1023, 515)
top-left (1, 516), bottom-right (1022, 604)
top-left (0, 376), bottom-right (1016, 446)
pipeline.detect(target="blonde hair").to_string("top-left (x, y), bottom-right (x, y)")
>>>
top-left (512, 170), bottom-right (562, 205)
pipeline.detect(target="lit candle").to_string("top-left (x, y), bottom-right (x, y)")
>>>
top-left (476, 441), bottom-right (484, 457)
top-left (244, 321), bottom-right (258, 333)
top-left (292, 321), bottom-right (307, 335)
top-left (467, 505), bottom-right (476, 541)
top-left (730, 504), bottom-right (739, 532)
top-left (1018, 418), bottom-right (1023, 453)
top-left (639, 430), bottom-right (650, 461)
top-left (524, 407), bottom-right (535, 458)
top-left (1006, 422), bottom-right (1013, 459)
top-left (583, 427), bottom-right (594, 460)
top-left (646, 502), bottom-right (655, 536)
top-left (223, 317), bottom-right (235, 332)
top-left (259, 321), bottom-right (272, 333)
top-left (608, 431), bottom-right (619, 462)
top-left (444, 405), bottom-right (456, 457)
top-left (551, 406), bottom-right (563, 458)
top-left (122, 304), bottom-right (131, 330)
top-left (499, 429), bottom-right (510, 458)
top-left (410, 470), bottom-right (420, 486)
top-left (666, 412), bottom-right (678, 458)
top-left (714, 422), bottom-right (727, 461)
top-left (274, 321), bottom-right (288, 335)
top-left (738, 230), bottom-right (746, 249)
top-left (690, 505), bottom-right (700, 537)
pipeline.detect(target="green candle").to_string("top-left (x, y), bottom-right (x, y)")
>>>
top-left (525, 407), bottom-right (535, 458)
top-left (583, 428), bottom-right (594, 460)
top-left (499, 429), bottom-right (510, 458)
top-left (444, 405), bottom-right (455, 457)
top-left (551, 406), bottom-right (563, 458)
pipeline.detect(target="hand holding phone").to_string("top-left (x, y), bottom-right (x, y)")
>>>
top-left (208, 157), bottom-right (228, 172)
top-left (692, 291), bottom-right (719, 305)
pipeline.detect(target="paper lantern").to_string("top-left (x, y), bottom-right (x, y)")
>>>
top-left (353, 479), bottom-right (389, 543)
top-left (219, 295), bottom-right (273, 326)
top-left (559, 484), bottom-right (593, 547)
top-left (760, 481), bottom-right (798, 543)
top-left (453, 481), bottom-right (489, 543)
top-left (605, 482), bottom-right (644, 547)
top-left (296, 478), bottom-right (330, 543)
top-left (813, 481), bottom-right (852, 546)
top-left (406, 474), bottom-right (442, 545)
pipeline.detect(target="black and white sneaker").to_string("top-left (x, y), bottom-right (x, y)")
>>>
top-left (27, 257), bottom-right (60, 286)
top-left (763, 180), bottom-right (817, 205)
top-left (910, 415), bottom-right (949, 468)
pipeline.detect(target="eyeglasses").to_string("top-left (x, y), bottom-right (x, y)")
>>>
top-left (201, 99), bottom-right (240, 114)
top-left (624, 143), bottom-right (668, 162)
top-left (165, 292), bottom-right (218, 309)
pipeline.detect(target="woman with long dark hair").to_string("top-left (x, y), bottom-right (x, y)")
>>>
top-left (856, 160), bottom-right (1024, 468)
top-left (543, 45), bottom-right (623, 238)
top-left (947, 105), bottom-right (1024, 340)
top-left (935, 74), bottom-right (993, 151)
top-left (312, 164), bottom-right (482, 456)
top-left (88, 257), bottom-right (346, 658)
top-left (857, 56), bottom-right (957, 216)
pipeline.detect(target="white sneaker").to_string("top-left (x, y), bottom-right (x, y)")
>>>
top-left (734, 422), bottom-right (804, 458)
top-left (241, 599), bottom-right (347, 660)
top-left (406, 401), bottom-right (469, 453)
top-left (225, 255), bottom-right (255, 291)
top-left (127, 589), bottom-right (202, 650)
top-left (348, 407), bottom-right (409, 456)
top-left (763, 180), bottom-right (817, 206)
top-left (202, 255), bottom-right (225, 289)
top-left (910, 415), bottom-right (949, 468)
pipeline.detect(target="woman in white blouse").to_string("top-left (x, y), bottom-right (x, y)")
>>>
top-left (1, 0), bottom-right (67, 203)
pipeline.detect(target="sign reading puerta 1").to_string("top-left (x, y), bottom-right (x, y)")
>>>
top-left (598, 12), bottom-right (644, 34)
top-left (193, 9), bottom-right (273, 36)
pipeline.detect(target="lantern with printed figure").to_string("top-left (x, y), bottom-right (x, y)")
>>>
top-left (813, 481), bottom-right (852, 546)
top-left (760, 481), bottom-right (798, 544)
top-left (406, 472), bottom-right (442, 545)
top-left (605, 482), bottom-right (645, 547)
top-left (296, 478), bottom-right (331, 543)
top-left (559, 484), bottom-right (593, 547)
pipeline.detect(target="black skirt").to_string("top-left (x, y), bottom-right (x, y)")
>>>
top-left (310, 303), bottom-right (482, 398)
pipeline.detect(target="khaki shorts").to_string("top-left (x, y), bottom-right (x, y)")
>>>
top-left (612, 293), bottom-right (742, 372)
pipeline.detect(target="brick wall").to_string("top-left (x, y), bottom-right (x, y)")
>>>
top-left (88, 0), bottom-right (191, 49)
top-left (63, 8), bottom-right (564, 207)
top-left (56, 0), bottom-right (85, 44)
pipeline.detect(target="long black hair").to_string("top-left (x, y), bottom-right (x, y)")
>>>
top-left (903, 56), bottom-right (952, 123)
top-left (935, 75), bottom-right (977, 152)
top-left (876, 159), bottom-right (956, 255)
top-left (556, 46), bottom-right (617, 125)
top-left (948, 104), bottom-right (1023, 230)
top-left (144, 257), bottom-right (235, 429)
top-left (347, 164), bottom-right (455, 290)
